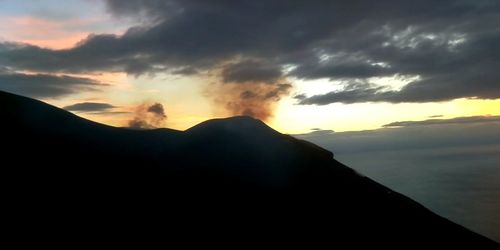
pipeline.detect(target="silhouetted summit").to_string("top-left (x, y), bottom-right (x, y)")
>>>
top-left (1, 90), bottom-right (498, 248)
top-left (188, 115), bottom-right (269, 131)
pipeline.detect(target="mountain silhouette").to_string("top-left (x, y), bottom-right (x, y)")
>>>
top-left (1, 90), bottom-right (498, 248)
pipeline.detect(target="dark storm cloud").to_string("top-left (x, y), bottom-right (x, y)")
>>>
top-left (298, 64), bottom-right (500, 104)
top-left (0, 0), bottom-right (499, 103)
top-left (171, 67), bottom-right (199, 75)
top-left (383, 115), bottom-right (500, 128)
top-left (299, 86), bottom-right (387, 105)
top-left (0, 72), bottom-right (104, 98)
top-left (63, 102), bottom-right (116, 112)
top-left (105, 0), bottom-right (181, 22)
top-left (221, 60), bottom-right (283, 84)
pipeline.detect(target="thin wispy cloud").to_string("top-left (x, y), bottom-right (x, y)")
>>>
top-left (63, 102), bottom-right (116, 112)
top-left (0, 72), bottom-right (105, 98)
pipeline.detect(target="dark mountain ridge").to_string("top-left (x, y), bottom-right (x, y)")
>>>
top-left (1, 90), bottom-right (498, 247)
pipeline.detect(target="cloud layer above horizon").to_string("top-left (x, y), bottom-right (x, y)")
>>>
top-left (0, 0), bottom-right (499, 105)
top-left (296, 115), bottom-right (500, 241)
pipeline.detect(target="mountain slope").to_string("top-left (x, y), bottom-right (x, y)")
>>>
top-left (1, 90), bottom-right (498, 247)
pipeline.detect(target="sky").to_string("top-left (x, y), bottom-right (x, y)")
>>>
top-left (0, 0), bottom-right (499, 241)
top-left (0, 0), bottom-right (499, 133)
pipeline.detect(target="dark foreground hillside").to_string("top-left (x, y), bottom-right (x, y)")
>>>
top-left (1, 90), bottom-right (498, 248)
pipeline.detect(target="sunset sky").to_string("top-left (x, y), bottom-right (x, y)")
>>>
top-left (0, 0), bottom-right (499, 133)
top-left (1, 0), bottom-right (499, 241)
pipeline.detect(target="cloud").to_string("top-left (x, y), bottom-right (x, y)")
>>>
top-left (298, 85), bottom-right (388, 105)
top-left (297, 118), bottom-right (500, 155)
top-left (63, 102), bottom-right (115, 112)
top-left (383, 115), bottom-right (500, 128)
top-left (295, 117), bottom-right (500, 241)
top-left (301, 129), bottom-right (335, 136)
top-left (104, 0), bottom-right (180, 23)
top-left (0, 16), bottom-right (93, 49)
top-left (221, 60), bottom-right (283, 84)
top-left (0, 0), bottom-right (499, 104)
top-left (0, 72), bottom-right (104, 98)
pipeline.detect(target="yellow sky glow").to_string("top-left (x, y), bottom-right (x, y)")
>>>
top-left (40, 73), bottom-right (500, 134)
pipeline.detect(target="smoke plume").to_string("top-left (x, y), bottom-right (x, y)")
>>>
top-left (207, 60), bottom-right (292, 121)
top-left (207, 82), bottom-right (292, 121)
top-left (128, 102), bottom-right (167, 129)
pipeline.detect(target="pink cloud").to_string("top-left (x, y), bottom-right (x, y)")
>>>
top-left (0, 16), bottom-right (123, 49)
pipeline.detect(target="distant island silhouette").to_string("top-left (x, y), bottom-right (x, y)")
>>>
top-left (1, 90), bottom-right (498, 247)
